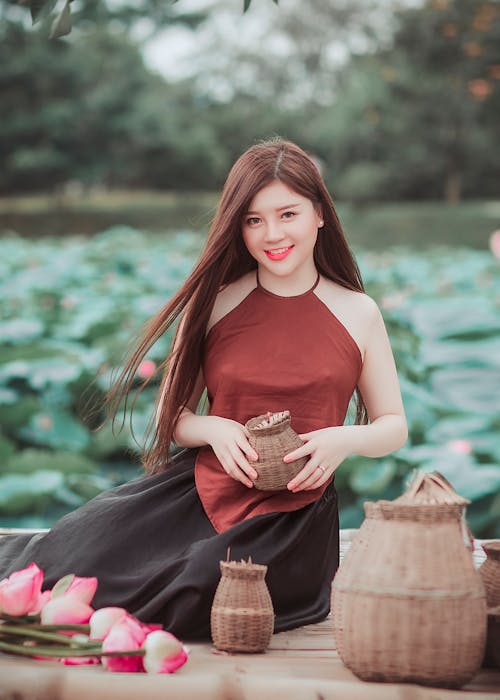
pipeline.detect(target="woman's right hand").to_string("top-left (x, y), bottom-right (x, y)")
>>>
top-left (204, 416), bottom-right (259, 488)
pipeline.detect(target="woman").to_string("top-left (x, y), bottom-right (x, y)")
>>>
top-left (0, 138), bottom-right (407, 640)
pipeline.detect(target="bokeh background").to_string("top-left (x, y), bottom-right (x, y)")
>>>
top-left (0, 0), bottom-right (499, 536)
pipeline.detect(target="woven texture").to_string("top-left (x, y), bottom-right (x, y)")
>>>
top-left (245, 410), bottom-right (307, 491)
top-left (484, 607), bottom-right (500, 669)
top-left (331, 472), bottom-right (487, 688)
top-left (211, 559), bottom-right (274, 653)
top-left (479, 541), bottom-right (500, 608)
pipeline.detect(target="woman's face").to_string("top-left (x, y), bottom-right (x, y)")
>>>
top-left (241, 180), bottom-right (322, 280)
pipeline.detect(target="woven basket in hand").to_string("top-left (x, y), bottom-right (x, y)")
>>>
top-left (479, 541), bottom-right (500, 608)
top-left (211, 558), bottom-right (274, 653)
top-left (245, 410), bottom-right (307, 491)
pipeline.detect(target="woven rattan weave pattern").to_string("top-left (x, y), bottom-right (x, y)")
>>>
top-left (245, 410), bottom-right (307, 491)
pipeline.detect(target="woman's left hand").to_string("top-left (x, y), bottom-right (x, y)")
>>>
top-left (284, 426), bottom-right (354, 492)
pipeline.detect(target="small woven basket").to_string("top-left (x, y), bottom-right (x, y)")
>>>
top-left (211, 558), bottom-right (274, 653)
top-left (483, 606), bottom-right (500, 669)
top-left (479, 541), bottom-right (500, 607)
top-left (245, 410), bottom-right (307, 491)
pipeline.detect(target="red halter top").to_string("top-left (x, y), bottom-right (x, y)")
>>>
top-left (194, 271), bottom-right (363, 533)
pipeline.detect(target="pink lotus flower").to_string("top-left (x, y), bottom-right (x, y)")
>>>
top-left (63, 576), bottom-right (98, 605)
top-left (41, 595), bottom-right (94, 625)
top-left (142, 630), bottom-right (188, 674)
top-left (59, 634), bottom-right (101, 666)
top-left (89, 607), bottom-right (128, 641)
top-left (140, 621), bottom-right (163, 634)
top-left (448, 439), bottom-right (472, 455)
top-left (137, 359), bottom-right (156, 379)
top-left (489, 230), bottom-right (500, 259)
top-left (60, 656), bottom-right (100, 666)
top-left (0, 563), bottom-right (44, 616)
top-left (102, 615), bottom-right (147, 673)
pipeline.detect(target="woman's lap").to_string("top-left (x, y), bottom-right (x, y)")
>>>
top-left (0, 448), bottom-right (339, 640)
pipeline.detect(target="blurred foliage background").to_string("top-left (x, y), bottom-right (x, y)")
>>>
top-left (0, 0), bottom-right (499, 536)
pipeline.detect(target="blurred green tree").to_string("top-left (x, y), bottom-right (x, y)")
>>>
top-left (5, 0), bottom-right (273, 38)
top-left (3, 0), bottom-right (208, 39)
top-left (0, 19), bottom-right (226, 192)
top-left (300, 0), bottom-right (500, 202)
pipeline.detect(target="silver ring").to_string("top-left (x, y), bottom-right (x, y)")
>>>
top-left (317, 465), bottom-right (326, 474)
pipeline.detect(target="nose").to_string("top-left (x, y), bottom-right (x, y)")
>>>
top-left (264, 220), bottom-right (285, 244)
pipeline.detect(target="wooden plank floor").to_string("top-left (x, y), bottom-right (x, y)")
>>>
top-left (0, 530), bottom-right (499, 699)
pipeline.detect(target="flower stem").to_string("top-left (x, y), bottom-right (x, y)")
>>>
top-left (0, 638), bottom-right (145, 660)
top-left (0, 613), bottom-right (40, 624)
top-left (0, 624), bottom-right (85, 646)
top-left (0, 639), bottom-right (102, 658)
top-left (20, 624), bottom-right (90, 633)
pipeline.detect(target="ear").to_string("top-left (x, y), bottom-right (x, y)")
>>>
top-left (315, 204), bottom-right (324, 228)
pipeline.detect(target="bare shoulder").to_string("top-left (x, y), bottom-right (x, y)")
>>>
top-left (315, 276), bottom-right (380, 359)
top-left (206, 271), bottom-right (257, 336)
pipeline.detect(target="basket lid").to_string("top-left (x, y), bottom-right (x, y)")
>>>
top-left (219, 558), bottom-right (268, 579)
top-left (482, 541), bottom-right (500, 560)
top-left (246, 410), bottom-right (291, 435)
top-left (393, 470), bottom-right (470, 506)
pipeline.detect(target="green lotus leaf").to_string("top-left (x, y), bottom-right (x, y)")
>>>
top-left (0, 388), bottom-right (18, 404)
top-left (20, 409), bottom-right (90, 450)
top-left (0, 359), bottom-right (82, 390)
top-left (427, 415), bottom-right (494, 443)
top-left (0, 319), bottom-right (44, 344)
top-left (398, 376), bottom-right (442, 441)
top-left (420, 336), bottom-right (500, 370)
top-left (4, 448), bottom-right (98, 475)
top-left (0, 434), bottom-right (16, 462)
top-left (404, 296), bottom-right (499, 341)
top-left (397, 444), bottom-right (500, 501)
top-left (0, 397), bottom-right (40, 435)
top-left (85, 420), bottom-right (133, 460)
top-left (430, 366), bottom-right (500, 415)
top-left (349, 459), bottom-right (397, 496)
top-left (64, 473), bottom-right (112, 500)
top-left (0, 471), bottom-right (65, 515)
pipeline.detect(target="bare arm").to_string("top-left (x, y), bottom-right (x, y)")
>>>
top-left (346, 301), bottom-right (408, 456)
top-left (284, 298), bottom-right (408, 491)
top-left (156, 311), bottom-right (258, 486)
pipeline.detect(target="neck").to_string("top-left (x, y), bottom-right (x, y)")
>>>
top-left (256, 266), bottom-right (319, 296)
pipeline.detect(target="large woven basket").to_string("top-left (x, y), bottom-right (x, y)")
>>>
top-left (245, 410), bottom-right (307, 491)
top-left (331, 472), bottom-right (487, 688)
top-left (483, 606), bottom-right (500, 669)
top-left (479, 541), bottom-right (500, 608)
top-left (211, 558), bottom-right (274, 653)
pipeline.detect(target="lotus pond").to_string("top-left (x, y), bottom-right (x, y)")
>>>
top-left (0, 228), bottom-right (499, 536)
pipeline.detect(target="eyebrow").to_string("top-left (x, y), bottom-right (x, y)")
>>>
top-left (245, 203), bottom-right (302, 215)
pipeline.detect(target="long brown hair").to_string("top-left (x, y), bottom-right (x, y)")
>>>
top-left (104, 137), bottom-right (368, 473)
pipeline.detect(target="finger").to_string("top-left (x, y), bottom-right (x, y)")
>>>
top-left (292, 466), bottom-right (328, 492)
top-left (229, 462), bottom-right (254, 488)
top-left (301, 471), bottom-right (326, 491)
top-left (235, 435), bottom-right (259, 462)
top-left (283, 443), bottom-right (311, 463)
top-left (216, 449), bottom-right (254, 488)
top-left (230, 447), bottom-right (258, 481)
top-left (287, 461), bottom-right (319, 490)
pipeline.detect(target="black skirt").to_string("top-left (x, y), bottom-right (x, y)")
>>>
top-left (0, 448), bottom-right (339, 640)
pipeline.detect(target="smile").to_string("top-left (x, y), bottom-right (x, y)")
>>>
top-left (265, 246), bottom-right (293, 260)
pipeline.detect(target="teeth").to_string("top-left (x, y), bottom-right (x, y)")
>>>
top-left (267, 247), bottom-right (290, 254)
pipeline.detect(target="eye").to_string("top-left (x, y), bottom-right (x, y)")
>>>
top-left (282, 211), bottom-right (297, 219)
top-left (245, 216), bottom-right (261, 226)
